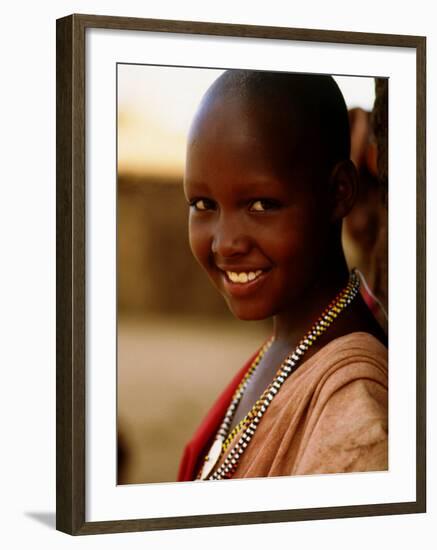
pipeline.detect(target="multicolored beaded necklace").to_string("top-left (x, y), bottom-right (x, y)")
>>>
top-left (198, 269), bottom-right (361, 481)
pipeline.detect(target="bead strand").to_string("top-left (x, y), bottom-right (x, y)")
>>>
top-left (213, 336), bottom-right (274, 445)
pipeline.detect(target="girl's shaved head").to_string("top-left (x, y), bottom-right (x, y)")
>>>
top-left (192, 70), bottom-right (351, 182)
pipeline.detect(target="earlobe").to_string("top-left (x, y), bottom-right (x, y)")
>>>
top-left (328, 159), bottom-right (358, 222)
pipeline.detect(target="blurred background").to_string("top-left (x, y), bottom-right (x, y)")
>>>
top-left (117, 65), bottom-right (388, 484)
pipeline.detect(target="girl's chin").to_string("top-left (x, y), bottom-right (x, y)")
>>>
top-left (224, 299), bottom-right (272, 321)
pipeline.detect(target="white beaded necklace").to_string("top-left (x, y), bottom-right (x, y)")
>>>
top-left (198, 269), bottom-right (360, 481)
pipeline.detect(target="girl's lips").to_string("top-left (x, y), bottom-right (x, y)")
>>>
top-left (220, 268), bottom-right (271, 298)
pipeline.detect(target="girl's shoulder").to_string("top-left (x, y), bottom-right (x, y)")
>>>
top-left (291, 330), bottom-right (388, 399)
top-left (314, 331), bottom-right (388, 369)
top-left (321, 331), bottom-right (388, 357)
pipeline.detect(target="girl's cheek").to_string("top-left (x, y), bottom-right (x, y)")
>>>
top-left (188, 230), bottom-right (209, 263)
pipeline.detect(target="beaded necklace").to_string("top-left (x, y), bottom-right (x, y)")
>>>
top-left (197, 269), bottom-right (360, 481)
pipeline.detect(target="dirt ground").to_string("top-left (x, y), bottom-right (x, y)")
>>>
top-left (117, 314), bottom-right (270, 484)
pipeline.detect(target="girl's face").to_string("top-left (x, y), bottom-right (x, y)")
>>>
top-left (183, 95), bottom-right (333, 321)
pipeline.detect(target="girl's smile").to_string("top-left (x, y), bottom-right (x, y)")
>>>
top-left (220, 267), bottom-right (271, 298)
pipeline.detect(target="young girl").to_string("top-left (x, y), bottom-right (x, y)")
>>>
top-left (177, 70), bottom-right (388, 482)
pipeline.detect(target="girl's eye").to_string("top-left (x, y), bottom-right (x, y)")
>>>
top-left (189, 198), bottom-right (215, 211)
top-left (249, 199), bottom-right (280, 212)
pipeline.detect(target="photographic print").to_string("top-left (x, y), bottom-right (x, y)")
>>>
top-left (116, 65), bottom-right (389, 485)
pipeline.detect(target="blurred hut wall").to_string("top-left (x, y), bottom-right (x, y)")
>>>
top-left (117, 173), bottom-right (232, 318)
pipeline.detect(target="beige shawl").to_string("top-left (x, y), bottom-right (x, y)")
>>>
top-left (213, 331), bottom-right (388, 479)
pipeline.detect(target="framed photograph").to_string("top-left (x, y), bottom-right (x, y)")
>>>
top-left (56, 13), bottom-right (426, 535)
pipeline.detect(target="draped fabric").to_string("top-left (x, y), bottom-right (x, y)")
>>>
top-left (177, 332), bottom-right (388, 481)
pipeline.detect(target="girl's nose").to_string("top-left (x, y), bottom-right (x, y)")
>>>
top-left (211, 215), bottom-right (251, 258)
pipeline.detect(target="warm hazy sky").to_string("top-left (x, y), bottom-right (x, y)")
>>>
top-left (117, 65), bottom-right (376, 177)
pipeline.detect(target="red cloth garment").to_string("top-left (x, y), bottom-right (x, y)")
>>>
top-left (361, 282), bottom-right (381, 318)
top-left (177, 342), bottom-right (267, 482)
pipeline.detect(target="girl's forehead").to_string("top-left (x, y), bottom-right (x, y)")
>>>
top-left (186, 94), bottom-right (321, 184)
top-left (192, 92), bottom-right (306, 140)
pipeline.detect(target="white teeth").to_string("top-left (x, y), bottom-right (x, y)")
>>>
top-left (226, 270), bottom-right (263, 284)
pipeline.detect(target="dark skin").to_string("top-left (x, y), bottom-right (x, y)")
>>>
top-left (184, 90), bottom-right (387, 432)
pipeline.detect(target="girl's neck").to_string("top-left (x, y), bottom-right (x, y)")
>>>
top-left (272, 250), bottom-right (351, 348)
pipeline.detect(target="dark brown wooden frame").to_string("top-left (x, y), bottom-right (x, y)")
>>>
top-left (56, 13), bottom-right (426, 535)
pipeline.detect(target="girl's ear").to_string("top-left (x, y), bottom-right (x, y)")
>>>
top-left (328, 159), bottom-right (358, 223)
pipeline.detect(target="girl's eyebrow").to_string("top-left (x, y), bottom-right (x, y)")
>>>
top-left (231, 179), bottom-right (281, 193)
top-left (184, 179), bottom-right (209, 190)
top-left (185, 178), bottom-right (283, 194)
top-left (185, 182), bottom-right (208, 188)
top-left (183, 181), bottom-right (212, 200)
